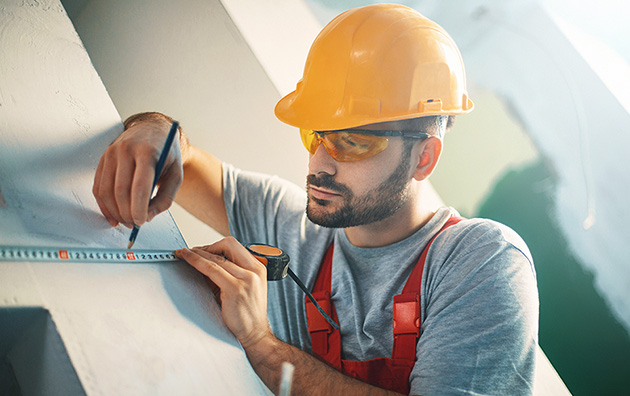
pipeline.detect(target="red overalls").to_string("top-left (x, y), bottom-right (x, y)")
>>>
top-left (305, 217), bottom-right (463, 394)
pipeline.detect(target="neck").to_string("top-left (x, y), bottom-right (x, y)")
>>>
top-left (343, 181), bottom-right (441, 248)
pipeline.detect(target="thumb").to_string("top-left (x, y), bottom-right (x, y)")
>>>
top-left (147, 165), bottom-right (183, 219)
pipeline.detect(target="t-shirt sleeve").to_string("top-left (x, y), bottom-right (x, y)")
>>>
top-left (410, 220), bottom-right (539, 396)
top-left (222, 163), bottom-right (307, 245)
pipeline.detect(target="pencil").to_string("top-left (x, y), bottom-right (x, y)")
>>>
top-left (128, 120), bottom-right (179, 249)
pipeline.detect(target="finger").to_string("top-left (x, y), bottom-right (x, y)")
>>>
top-left (204, 277), bottom-right (221, 301)
top-left (113, 155), bottom-right (136, 227)
top-left (202, 237), bottom-right (267, 273)
top-left (147, 163), bottom-right (182, 221)
top-left (175, 248), bottom-right (238, 291)
top-left (96, 198), bottom-right (118, 228)
top-left (96, 151), bottom-right (124, 225)
top-left (189, 246), bottom-right (251, 280)
top-left (129, 157), bottom-right (155, 226)
top-left (93, 156), bottom-right (118, 227)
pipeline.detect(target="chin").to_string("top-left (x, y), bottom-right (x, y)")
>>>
top-left (306, 201), bottom-right (333, 227)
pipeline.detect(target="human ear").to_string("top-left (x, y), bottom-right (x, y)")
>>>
top-left (412, 137), bottom-right (443, 181)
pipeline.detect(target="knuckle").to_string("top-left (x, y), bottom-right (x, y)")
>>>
top-left (253, 264), bottom-right (267, 277)
top-left (234, 283), bottom-right (247, 298)
top-left (136, 144), bottom-right (159, 162)
top-left (153, 197), bottom-right (174, 212)
top-left (211, 253), bottom-right (225, 264)
top-left (241, 271), bottom-right (255, 283)
top-left (103, 147), bottom-right (117, 162)
top-left (223, 236), bottom-right (239, 247)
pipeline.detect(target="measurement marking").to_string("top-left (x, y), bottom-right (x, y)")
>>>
top-left (0, 245), bottom-right (179, 263)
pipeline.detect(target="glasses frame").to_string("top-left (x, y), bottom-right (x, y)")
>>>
top-left (313, 129), bottom-right (431, 140)
top-left (301, 128), bottom-right (433, 162)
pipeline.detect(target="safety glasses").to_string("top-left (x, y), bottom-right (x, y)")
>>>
top-left (299, 128), bottom-right (431, 162)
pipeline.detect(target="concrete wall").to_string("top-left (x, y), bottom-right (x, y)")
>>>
top-left (68, 0), bottom-right (311, 248)
top-left (0, 1), bottom-right (269, 394)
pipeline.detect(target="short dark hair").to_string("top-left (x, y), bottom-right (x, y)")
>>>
top-left (399, 115), bottom-right (455, 159)
top-left (396, 115), bottom-right (456, 137)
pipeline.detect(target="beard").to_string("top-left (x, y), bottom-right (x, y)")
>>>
top-left (306, 153), bottom-right (413, 228)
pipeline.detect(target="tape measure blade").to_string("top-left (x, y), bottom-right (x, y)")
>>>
top-left (0, 245), bottom-right (180, 263)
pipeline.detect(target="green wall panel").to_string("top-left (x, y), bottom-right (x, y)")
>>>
top-left (477, 159), bottom-right (630, 395)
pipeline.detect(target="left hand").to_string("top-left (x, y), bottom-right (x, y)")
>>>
top-left (175, 237), bottom-right (272, 349)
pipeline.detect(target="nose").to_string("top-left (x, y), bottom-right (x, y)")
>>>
top-left (308, 142), bottom-right (336, 176)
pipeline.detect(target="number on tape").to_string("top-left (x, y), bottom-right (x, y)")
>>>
top-left (0, 245), bottom-right (179, 263)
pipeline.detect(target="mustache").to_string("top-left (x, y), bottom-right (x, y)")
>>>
top-left (306, 174), bottom-right (351, 195)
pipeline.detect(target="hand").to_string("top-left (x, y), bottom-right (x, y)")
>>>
top-left (175, 237), bottom-right (272, 349)
top-left (92, 114), bottom-right (183, 228)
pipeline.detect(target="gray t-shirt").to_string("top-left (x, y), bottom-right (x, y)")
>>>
top-left (223, 164), bottom-right (539, 396)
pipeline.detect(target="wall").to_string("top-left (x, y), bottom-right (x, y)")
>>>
top-left (0, 1), bottom-right (269, 394)
top-left (303, 1), bottom-right (630, 394)
top-left (68, 0), bottom-right (310, 248)
top-left (313, 1), bottom-right (630, 395)
top-left (62, 0), bottom-right (580, 394)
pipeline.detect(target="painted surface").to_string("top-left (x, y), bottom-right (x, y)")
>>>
top-left (436, 4), bottom-right (630, 394)
top-left (2, 308), bottom-right (85, 396)
top-left (478, 159), bottom-right (630, 395)
top-left (0, 1), bottom-right (269, 394)
top-left (220, 0), bottom-right (321, 96)
top-left (68, 0), bottom-right (311, 248)
top-left (433, 0), bottom-right (630, 336)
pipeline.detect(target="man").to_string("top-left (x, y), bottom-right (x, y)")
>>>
top-left (93, 4), bottom-right (538, 395)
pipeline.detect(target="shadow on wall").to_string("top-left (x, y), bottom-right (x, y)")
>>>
top-left (0, 307), bottom-right (85, 396)
top-left (476, 158), bottom-right (630, 396)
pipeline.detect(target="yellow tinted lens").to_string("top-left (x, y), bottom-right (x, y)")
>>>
top-left (299, 129), bottom-right (319, 154)
top-left (324, 132), bottom-right (389, 161)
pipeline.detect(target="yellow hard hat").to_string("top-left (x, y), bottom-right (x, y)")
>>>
top-left (275, 4), bottom-right (474, 131)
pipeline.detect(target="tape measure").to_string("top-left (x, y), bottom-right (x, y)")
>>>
top-left (245, 243), bottom-right (290, 281)
top-left (245, 243), bottom-right (339, 330)
top-left (2, 243), bottom-right (339, 330)
top-left (0, 245), bottom-right (178, 263)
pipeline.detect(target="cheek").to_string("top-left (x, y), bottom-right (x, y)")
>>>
top-left (340, 155), bottom-right (400, 195)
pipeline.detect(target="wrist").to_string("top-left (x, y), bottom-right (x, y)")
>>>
top-left (123, 112), bottom-right (191, 163)
top-left (242, 330), bottom-right (281, 366)
top-left (123, 112), bottom-right (175, 138)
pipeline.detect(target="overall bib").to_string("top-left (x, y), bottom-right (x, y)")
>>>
top-left (305, 217), bottom-right (463, 394)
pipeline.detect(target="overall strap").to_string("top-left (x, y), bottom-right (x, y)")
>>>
top-left (305, 243), bottom-right (342, 368)
top-left (392, 216), bottom-right (465, 361)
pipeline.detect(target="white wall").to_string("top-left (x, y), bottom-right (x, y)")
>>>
top-left (440, 0), bottom-right (630, 335)
top-left (71, 0), bottom-right (310, 247)
top-left (0, 1), bottom-right (269, 394)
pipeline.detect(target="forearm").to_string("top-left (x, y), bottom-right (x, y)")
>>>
top-left (245, 334), bottom-right (403, 396)
top-left (176, 145), bottom-right (229, 235)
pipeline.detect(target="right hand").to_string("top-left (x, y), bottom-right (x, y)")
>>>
top-left (92, 115), bottom-right (184, 228)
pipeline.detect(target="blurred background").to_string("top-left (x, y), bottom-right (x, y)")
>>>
top-left (60, 0), bottom-right (630, 394)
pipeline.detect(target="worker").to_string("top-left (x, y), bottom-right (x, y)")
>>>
top-left (92, 4), bottom-right (538, 395)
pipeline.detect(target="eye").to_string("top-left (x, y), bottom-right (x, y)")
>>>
top-left (340, 133), bottom-right (370, 149)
